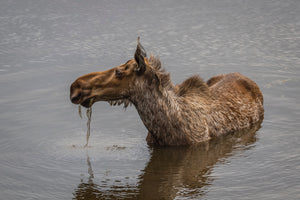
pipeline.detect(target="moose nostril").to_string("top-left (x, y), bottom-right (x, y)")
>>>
top-left (70, 91), bottom-right (81, 104)
top-left (70, 81), bottom-right (82, 104)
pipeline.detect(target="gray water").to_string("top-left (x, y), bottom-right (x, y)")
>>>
top-left (1, 0), bottom-right (299, 199)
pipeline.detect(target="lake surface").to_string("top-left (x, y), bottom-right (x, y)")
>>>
top-left (1, 0), bottom-right (299, 199)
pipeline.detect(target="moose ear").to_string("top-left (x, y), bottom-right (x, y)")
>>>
top-left (134, 37), bottom-right (147, 75)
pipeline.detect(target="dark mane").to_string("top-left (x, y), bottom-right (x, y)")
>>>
top-left (175, 76), bottom-right (210, 97)
top-left (148, 55), bottom-right (173, 90)
top-left (148, 56), bottom-right (209, 97)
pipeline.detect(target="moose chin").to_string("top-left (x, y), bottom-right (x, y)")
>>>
top-left (70, 38), bottom-right (264, 146)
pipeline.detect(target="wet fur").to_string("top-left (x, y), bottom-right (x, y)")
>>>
top-left (131, 56), bottom-right (264, 146)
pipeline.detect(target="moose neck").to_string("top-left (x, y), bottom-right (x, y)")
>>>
top-left (129, 84), bottom-right (188, 145)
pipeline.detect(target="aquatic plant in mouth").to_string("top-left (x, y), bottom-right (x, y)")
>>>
top-left (78, 98), bottom-right (94, 148)
top-left (78, 105), bottom-right (82, 119)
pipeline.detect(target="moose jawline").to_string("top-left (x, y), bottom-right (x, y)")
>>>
top-left (80, 97), bottom-right (132, 108)
top-left (108, 99), bottom-right (132, 108)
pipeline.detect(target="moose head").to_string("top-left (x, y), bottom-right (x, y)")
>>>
top-left (70, 38), bottom-right (161, 108)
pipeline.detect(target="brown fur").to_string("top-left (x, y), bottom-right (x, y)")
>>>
top-left (175, 76), bottom-right (210, 97)
top-left (70, 41), bottom-right (264, 146)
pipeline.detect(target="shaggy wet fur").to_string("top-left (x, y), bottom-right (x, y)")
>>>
top-left (130, 56), bottom-right (264, 145)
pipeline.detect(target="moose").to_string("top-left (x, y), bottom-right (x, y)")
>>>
top-left (70, 38), bottom-right (264, 146)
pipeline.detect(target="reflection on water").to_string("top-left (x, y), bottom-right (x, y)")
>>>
top-left (74, 121), bottom-right (261, 200)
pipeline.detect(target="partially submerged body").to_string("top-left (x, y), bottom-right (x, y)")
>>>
top-left (131, 59), bottom-right (263, 145)
top-left (70, 38), bottom-right (264, 146)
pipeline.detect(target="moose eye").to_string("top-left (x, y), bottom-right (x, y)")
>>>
top-left (115, 69), bottom-right (122, 78)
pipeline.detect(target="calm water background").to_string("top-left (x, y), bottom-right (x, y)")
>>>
top-left (1, 0), bottom-right (299, 199)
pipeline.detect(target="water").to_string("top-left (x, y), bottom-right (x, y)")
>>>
top-left (0, 0), bottom-right (299, 199)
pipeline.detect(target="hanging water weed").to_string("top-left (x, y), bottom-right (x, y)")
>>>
top-left (78, 105), bottom-right (82, 118)
top-left (78, 98), bottom-right (94, 147)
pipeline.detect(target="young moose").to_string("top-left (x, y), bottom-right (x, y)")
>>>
top-left (70, 38), bottom-right (264, 146)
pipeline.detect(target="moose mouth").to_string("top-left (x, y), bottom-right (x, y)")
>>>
top-left (81, 97), bottom-right (95, 108)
